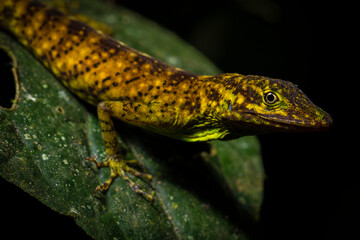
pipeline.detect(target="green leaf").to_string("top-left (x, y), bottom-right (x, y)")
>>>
top-left (0, 0), bottom-right (264, 239)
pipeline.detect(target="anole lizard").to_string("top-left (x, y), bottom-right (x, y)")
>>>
top-left (0, 0), bottom-right (332, 203)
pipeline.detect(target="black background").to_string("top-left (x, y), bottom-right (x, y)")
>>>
top-left (1, 0), bottom-right (356, 239)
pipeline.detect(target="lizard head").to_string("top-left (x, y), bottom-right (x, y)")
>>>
top-left (205, 74), bottom-right (332, 139)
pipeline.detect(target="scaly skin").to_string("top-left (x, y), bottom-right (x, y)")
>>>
top-left (0, 0), bottom-right (332, 202)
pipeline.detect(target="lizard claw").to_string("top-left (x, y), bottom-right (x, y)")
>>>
top-left (87, 155), bottom-right (154, 202)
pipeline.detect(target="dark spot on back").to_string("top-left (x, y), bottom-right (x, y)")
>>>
top-left (99, 37), bottom-right (121, 55)
top-left (125, 76), bottom-right (140, 84)
top-left (102, 76), bottom-right (111, 83)
top-left (45, 8), bottom-right (63, 21)
top-left (67, 19), bottom-right (91, 38)
top-left (27, 1), bottom-right (45, 17)
top-left (207, 88), bottom-right (220, 101)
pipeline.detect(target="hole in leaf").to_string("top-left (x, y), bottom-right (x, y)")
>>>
top-left (0, 46), bottom-right (20, 110)
top-left (55, 106), bottom-right (65, 114)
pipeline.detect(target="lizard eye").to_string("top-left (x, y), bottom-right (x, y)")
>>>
top-left (264, 92), bottom-right (278, 105)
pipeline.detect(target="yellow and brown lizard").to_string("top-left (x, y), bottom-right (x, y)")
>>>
top-left (0, 0), bottom-right (332, 202)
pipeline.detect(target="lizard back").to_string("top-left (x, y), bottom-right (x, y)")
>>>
top-left (0, 0), bottom-right (197, 106)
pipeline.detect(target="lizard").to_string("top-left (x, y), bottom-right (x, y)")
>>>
top-left (0, 0), bottom-right (332, 203)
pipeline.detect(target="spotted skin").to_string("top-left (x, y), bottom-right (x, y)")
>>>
top-left (0, 0), bottom-right (332, 202)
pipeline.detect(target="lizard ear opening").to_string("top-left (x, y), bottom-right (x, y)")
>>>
top-left (0, 46), bottom-right (20, 111)
top-left (228, 100), bottom-right (232, 111)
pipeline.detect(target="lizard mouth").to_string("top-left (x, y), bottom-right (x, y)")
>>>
top-left (258, 110), bottom-right (333, 131)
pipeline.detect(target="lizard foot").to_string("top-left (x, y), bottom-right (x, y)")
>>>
top-left (86, 155), bottom-right (154, 203)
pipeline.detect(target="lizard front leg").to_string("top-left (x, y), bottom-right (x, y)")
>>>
top-left (87, 101), bottom-right (154, 202)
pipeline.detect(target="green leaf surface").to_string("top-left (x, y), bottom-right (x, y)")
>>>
top-left (0, 0), bottom-right (264, 239)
